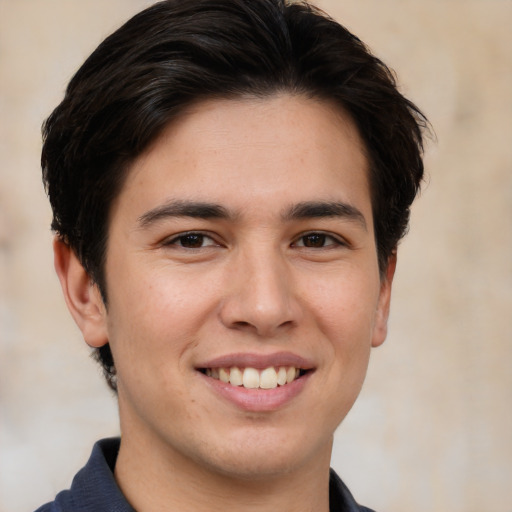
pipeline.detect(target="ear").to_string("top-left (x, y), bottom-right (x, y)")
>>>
top-left (53, 237), bottom-right (109, 348)
top-left (371, 252), bottom-right (397, 348)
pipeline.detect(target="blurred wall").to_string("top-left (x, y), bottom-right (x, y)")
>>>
top-left (0, 1), bottom-right (510, 511)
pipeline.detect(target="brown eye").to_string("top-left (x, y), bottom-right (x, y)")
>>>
top-left (179, 233), bottom-right (205, 248)
top-left (294, 232), bottom-right (343, 249)
top-left (301, 233), bottom-right (327, 247)
top-left (165, 232), bottom-right (217, 249)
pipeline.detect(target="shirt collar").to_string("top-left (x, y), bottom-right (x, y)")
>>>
top-left (47, 437), bottom-right (372, 512)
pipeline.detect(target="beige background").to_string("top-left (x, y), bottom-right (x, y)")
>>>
top-left (1, 1), bottom-right (511, 511)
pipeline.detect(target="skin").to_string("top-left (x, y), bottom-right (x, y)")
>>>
top-left (54, 94), bottom-right (395, 512)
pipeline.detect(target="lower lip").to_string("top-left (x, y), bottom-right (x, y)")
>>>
top-left (199, 372), bottom-right (312, 412)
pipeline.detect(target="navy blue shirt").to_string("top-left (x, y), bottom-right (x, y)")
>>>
top-left (35, 438), bottom-right (376, 512)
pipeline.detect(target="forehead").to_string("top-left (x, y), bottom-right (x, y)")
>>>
top-left (113, 94), bottom-right (371, 226)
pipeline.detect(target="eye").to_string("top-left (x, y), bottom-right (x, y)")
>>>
top-left (293, 232), bottom-right (343, 248)
top-left (164, 232), bottom-right (218, 249)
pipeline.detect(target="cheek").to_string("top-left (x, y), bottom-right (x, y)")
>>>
top-left (305, 269), bottom-right (380, 341)
top-left (105, 264), bottom-right (219, 363)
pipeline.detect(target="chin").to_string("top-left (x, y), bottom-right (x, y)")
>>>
top-left (196, 426), bottom-right (331, 481)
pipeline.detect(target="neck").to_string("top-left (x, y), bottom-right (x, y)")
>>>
top-left (114, 428), bottom-right (332, 512)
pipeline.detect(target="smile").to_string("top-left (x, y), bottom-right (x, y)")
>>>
top-left (201, 366), bottom-right (307, 389)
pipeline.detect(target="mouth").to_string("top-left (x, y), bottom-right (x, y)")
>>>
top-left (198, 366), bottom-right (309, 390)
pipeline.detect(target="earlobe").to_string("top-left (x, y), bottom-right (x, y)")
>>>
top-left (371, 253), bottom-right (397, 348)
top-left (53, 237), bottom-right (109, 348)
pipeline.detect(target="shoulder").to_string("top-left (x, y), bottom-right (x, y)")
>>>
top-left (33, 503), bottom-right (60, 512)
top-left (31, 438), bottom-right (133, 512)
top-left (33, 505), bottom-right (52, 512)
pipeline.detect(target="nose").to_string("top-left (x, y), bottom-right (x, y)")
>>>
top-left (219, 248), bottom-right (300, 338)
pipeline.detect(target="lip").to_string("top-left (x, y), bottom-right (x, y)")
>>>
top-left (199, 370), bottom-right (312, 412)
top-left (195, 352), bottom-right (315, 412)
top-left (196, 351), bottom-right (315, 370)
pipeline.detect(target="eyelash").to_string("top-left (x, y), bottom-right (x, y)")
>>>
top-left (293, 232), bottom-right (346, 249)
top-left (162, 231), bottom-right (346, 250)
top-left (163, 231), bottom-right (219, 249)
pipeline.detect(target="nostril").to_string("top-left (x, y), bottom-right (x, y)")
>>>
top-left (233, 321), bottom-right (252, 328)
top-left (230, 319), bottom-right (294, 334)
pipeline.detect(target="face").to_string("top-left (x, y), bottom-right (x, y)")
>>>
top-left (91, 95), bottom-right (393, 479)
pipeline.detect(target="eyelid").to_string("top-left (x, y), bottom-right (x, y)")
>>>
top-left (292, 230), bottom-right (348, 248)
top-left (161, 230), bottom-right (221, 248)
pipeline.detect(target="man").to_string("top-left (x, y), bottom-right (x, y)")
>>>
top-left (36, 0), bottom-right (427, 510)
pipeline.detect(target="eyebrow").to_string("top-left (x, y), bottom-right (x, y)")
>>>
top-left (137, 199), bottom-right (367, 231)
top-left (137, 200), bottom-right (234, 227)
top-left (282, 201), bottom-right (367, 230)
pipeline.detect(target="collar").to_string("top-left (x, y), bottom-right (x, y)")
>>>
top-left (37, 437), bottom-right (374, 512)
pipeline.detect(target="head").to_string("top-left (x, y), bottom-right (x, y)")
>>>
top-left (42, 0), bottom-right (427, 391)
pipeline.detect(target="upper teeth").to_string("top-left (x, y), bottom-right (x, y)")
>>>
top-left (205, 366), bottom-right (300, 389)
